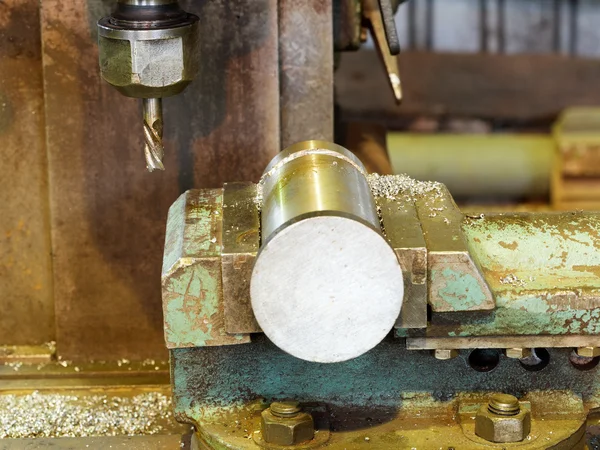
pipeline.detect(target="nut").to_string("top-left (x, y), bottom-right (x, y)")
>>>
top-left (475, 394), bottom-right (531, 443)
top-left (576, 346), bottom-right (600, 358)
top-left (434, 349), bottom-right (458, 360)
top-left (98, 19), bottom-right (199, 98)
top-left (261, 402), bottom-right (314, 446)
top-left (505, 348), bottom-right (532, 359)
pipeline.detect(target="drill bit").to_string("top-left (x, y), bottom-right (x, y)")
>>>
top-left (142, 98), bottom-right (165, 172)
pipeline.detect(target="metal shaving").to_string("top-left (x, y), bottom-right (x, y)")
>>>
top-left (499, 274), bottom-right (527, 287)
top-left (367, 174), bottom-right (443, 201)
top-left (0, 391), bottom-right (173, 438)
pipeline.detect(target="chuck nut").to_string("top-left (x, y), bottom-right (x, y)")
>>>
top-left (261, 401), bottom-right (314, 446)
top-left (98, 15), bottom-right (199, 98)
top-left (475, 394), bottom-right (531, 443)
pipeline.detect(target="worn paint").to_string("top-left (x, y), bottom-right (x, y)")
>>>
top-left (422, 212), bottom-right (600, 337)
top-left (464, 213), bottom-right (600, 292)
top-left (431, 267), bottom-right (488, 311)
top-left (162, 189), bottom-right (249, 348)
top-left (172, 339), bottom-right (600, 412)
top-left (162, 189), bottom-right (223, 277)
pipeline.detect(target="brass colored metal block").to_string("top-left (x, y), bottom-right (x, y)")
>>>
top-left (377, 195), bottom-right (428, 329)
top-left (221, 182), bottom-right (261, 334)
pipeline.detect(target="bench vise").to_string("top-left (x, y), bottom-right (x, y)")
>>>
top-left (162, 141), bottom-right (600, 449)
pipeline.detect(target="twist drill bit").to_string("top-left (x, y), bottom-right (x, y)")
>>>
top-left (142, 98), bottom-right (165, 172)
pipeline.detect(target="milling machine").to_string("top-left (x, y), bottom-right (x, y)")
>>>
top-left (97, 1), bottom-right (600, 449)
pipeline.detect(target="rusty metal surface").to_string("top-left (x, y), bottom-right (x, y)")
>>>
top-left (279, 0), bottom-right (333, 149)
top-left (0, 0), bottom-right (54, 345)
top-left (39, 0), bottom-right (278, 360)
top-left (179, 0), bottom-right (279, 185)
top-left (172, 341), bottom-right (595, 448)
top-left (162, 189), bottom-right (250, 348)
top-left (221, 183), bottom-right (261, 334)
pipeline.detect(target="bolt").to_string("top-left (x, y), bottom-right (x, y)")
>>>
top-left (505, 348), bottom-right (532, 359)
top-left (576, 346), bottom-right (600, 358)
top-left (434, 349), bottom-right (459, 360)
top-left (488, 394), bottom-right (520, 416)
top-left (261, 401), bottom-right (314, 446)
top-left (475, 393), bottom-right (531, 443)
top-left (270, 401), bottom-right (301, 418)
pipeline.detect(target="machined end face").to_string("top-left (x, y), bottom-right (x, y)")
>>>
top-left (97, 2), bottom-right (199, 99)
top-left (251, 141), bottom-right (404, 363)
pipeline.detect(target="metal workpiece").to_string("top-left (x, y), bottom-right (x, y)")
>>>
top-left (251, 141), bottom-right (404, 363)
top-left (97, 0), bottom-right (199, 170)
top-left (259, 140), bottom-right (379, 238)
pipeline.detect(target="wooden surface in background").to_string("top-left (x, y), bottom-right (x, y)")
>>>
top-left (40, 0), bottom-right (279, 360)
top-left (337, 50), bottom-right (600, 124)
top-left (0, 0), bottom-right (54, 345)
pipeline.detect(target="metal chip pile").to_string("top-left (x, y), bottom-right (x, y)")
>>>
top-left (0, 391), bottom-right (173, 438)
top-left (367, 174), bottom-right (443, 200)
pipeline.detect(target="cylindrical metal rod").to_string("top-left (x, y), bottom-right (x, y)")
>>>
top-left (251, 141), bottom-right (404, 363)
top-left (142, 98), bottom-right (165, 172)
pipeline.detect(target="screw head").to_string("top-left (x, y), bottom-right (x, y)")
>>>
top-left (434, 349), bottom-right (459, 360)
top-left (505, 347), bottom-right (532, 359)
top-left (576, 346), bottom-right (600, 358)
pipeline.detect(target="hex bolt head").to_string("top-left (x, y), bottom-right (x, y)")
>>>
top-left (475, 394), bottom-right (531, 443)
top-left (261, 402), bottom-right (314, 446)
top-left (434, 349), bottom-right (459, 360)
top-left (576, 346), bottom-right (600, 358)
top-left (505, 348), bottom-right (532, 359)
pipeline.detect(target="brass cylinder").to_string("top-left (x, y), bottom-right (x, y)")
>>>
top-left (251, 141), bottom-right (404, 363)
top-left (259, 140), bottom-right (380, 239)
